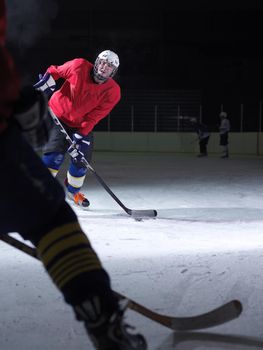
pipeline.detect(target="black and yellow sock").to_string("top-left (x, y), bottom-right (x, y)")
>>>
top-left (37, 221), bottom-right (102, 291)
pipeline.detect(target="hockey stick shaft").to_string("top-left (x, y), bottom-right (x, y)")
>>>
top-left (0, 233), bottom-right (172, 325)
top-left (0, 233), bottom-right (242, 331)
top-left (48, 107), bottom-right (157, 218)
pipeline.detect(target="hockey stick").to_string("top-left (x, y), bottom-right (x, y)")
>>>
top-left (48, 107), bottom-right (157, 218)
top-left (0, 233), bottom-right (242, 331)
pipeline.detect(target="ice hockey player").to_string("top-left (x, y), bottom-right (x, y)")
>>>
top-left (190, 118), bottom-right (210, 157)
top-left (219, 111), bottom-right (230, 158)
top-left (33, 50), bottom-right (121, 208)
top-left (0, 1), bottom-right (146, 348)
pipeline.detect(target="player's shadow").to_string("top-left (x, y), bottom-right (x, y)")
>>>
top-left (155, 331), bottom-right (263, 349)
top-left (156, 207), bottom-right (263, 223)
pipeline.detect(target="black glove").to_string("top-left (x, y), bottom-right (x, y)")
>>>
top-left (13, 86), bottom-right (50, 149)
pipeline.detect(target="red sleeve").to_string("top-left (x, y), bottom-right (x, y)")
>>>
top-left (0, 0), bottom-right (6, 45)
top-left (47, 58), bottom-right (84, 82)
top-left (0, 0), bottom-right (20, 132)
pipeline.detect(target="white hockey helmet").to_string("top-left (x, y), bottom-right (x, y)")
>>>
top-left (93, 50), bottom-right (119, 82)
top-left (219, 111), bottom-right (227, 118)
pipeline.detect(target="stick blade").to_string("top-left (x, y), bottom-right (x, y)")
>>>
top-left (170, 299), bottom-right (242, 331)
top-left (129, 209), bottom-right (158, 218)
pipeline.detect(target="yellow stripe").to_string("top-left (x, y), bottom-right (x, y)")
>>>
top-left (48, 248), bottom-right (89, 275)
top-left (57, 264), bottom-right (102, 289)
top-left (50, 251), bottom-right (100, 281)
top-left (48, 168), bottom-right (58, 177)
top-left (52, 257), bottom-right (100, 283)
top-left (37, 222), bottom-right (89, 254)
top-left (40, 233), bottom-right (91, 266)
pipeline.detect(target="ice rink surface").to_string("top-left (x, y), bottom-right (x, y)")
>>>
top-left (1, 151), bottom-right (263, 349)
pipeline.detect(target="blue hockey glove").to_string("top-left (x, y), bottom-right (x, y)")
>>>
top-left (33, 72), bottom-right (56, 96)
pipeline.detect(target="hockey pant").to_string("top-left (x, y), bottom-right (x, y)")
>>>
top-left (220, 132), bottom-right (229, 146)
top-left (199, 136), bottom-right (209, 155)
top-left (220, 133), bottom-right (229, 156)
top-left (42, 113), bottom-right (93, 193)
top-left (0, 125), bottom-right (117, 310)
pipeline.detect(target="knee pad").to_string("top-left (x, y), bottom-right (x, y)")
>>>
top-left (69, 162), bottom-right (88, 177)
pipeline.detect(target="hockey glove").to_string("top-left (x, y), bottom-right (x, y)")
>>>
top-left (13, 86), bottom-right (50, 150)
top-left (68, 133), bottom-right (90, 163)
top-left (33, 72), bottom-right (56, 96)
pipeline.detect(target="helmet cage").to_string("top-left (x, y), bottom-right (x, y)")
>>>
top-left (93, 50), bottom-right (119, 82)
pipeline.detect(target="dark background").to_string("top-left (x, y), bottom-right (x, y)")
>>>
top-left (6, 0), bottom-right (263, 131)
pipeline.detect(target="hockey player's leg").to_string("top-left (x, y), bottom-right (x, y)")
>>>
top-left (42, 151), bottom-right (65, 177)
top-left (65, 131), bottom-right (93, 207)
top-left (34, 204), bottom-right (146, 349)
top-left (198, 139), bottom-right (207, 157)
top-left (219, 134), bottom-right (229, 158)
top-left (41, 113), bottom-right (69, 176)
top-left (221, 145), bottom-right (229, 158)
top-left (66, 162), bottom-right (90, 207)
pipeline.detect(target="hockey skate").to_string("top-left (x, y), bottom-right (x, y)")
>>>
top-left (221, 152), bottom-right (229, 159)
top-left (64, 177), bottom-right (90, 208)
top-left (67, 191), bottom-right (90, 208)
top-left (74, 296), bottom-right (147, 350)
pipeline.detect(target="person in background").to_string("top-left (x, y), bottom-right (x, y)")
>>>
top-left (219, 111), bottom-right (230, 158)
top-left (190, 118), bottom-right (210, 157)
top-left (33, 50), bottom-right (121, 209)
top-left (0, 1), bottom-right (146, 349)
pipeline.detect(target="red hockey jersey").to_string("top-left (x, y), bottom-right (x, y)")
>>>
top-left (47, 58), bottom-right (121, 136)
top-left (0, 0), bottom-right (20, 133)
